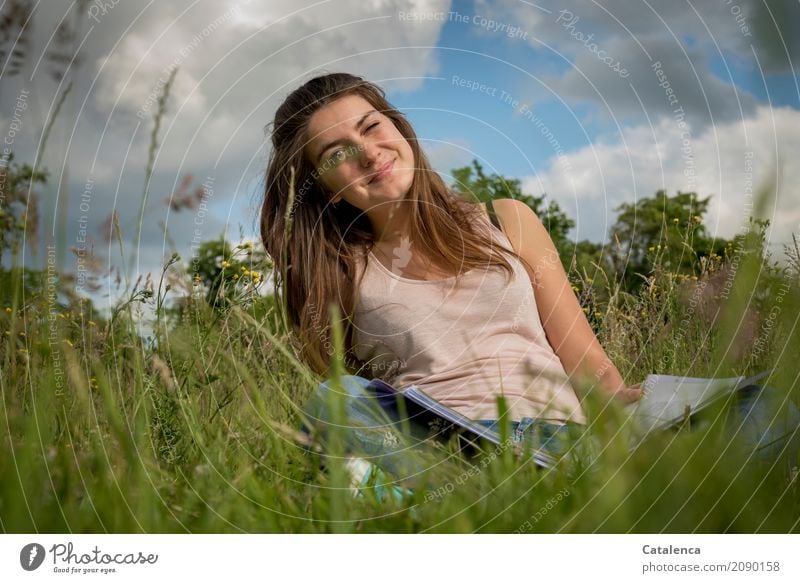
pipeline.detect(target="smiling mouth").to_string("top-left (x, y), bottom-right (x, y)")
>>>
top-left (369, 159), bottom-right (394, 184)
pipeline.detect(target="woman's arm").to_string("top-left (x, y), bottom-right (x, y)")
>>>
top-left (490, 198), bottom-right (641, 403)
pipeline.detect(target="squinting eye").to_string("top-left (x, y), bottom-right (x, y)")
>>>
top-left (366, 122), bottom-right (379, 131)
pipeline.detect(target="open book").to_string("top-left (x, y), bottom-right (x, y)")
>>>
top-left (367, 379), bottom-right (558, 469)
top-left (625, 369), bottom-right (774, 438)
top-left (367, 369), bottom-right (774, 470)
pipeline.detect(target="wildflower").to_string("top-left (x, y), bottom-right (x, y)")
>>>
top-left (586, 277), bottom-right (593, 284)
top-left (63, 339), bottom-right (73, 347)
top-left (4, 331), bottom-right (10, 336)
top-left (222, 260), bottom-right (231, 269)
top-left (648, 246), bottom-right (655, 252)
top-left (672, 218), bottom-right (679, 223)
top-left (243, 270), bottom-right (251, 277)
top-left (582, 307), bottom-right (589, 313)
top-left (240, 266), bottom-right (247, 272)
top-left (19, 331), bottom-right (25, 337)
top-left (692, 215), bottom-right (701, 222)
top-left (571, 285), bottom-right (580, 293)
top-left (4, 307), bottom-right (11, 314)
top-left (233, 274), bottom-right (240, 281)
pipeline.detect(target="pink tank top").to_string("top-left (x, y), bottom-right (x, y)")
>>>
top-left (352, 212), bottom-right (587, 424)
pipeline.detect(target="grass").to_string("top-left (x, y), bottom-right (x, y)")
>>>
top-left (2, 184), bottom-right (799, 533)
top-left (2, 68), bottom-right (798, 533)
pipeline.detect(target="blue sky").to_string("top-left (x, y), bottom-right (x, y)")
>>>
top-left (2, 0), bottom-right (799, 303)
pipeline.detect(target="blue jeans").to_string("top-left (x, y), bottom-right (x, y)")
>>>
top-left (299, 375), bottom-right (431, 480)
top-left (299, 376), bottom-right (800, 478)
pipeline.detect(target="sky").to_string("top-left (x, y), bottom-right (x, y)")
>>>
top-left (1, 0), bottom-right (799, 306)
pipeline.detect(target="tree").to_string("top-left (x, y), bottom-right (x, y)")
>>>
top-left (607, 190), bottom-right (729, 292)
top-left (0, 152), bottom-right (46, 258)
top-left (450, 159), bottom-right (576, 266)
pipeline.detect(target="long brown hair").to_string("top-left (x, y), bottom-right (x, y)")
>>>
top-left (260, 72), bottom-right (525, 377)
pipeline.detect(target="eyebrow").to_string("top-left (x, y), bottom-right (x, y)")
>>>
top-left (315, 109), bottom-right (378, 164)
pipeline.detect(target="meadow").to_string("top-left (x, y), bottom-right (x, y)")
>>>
top-left (2, 160), bottom-right (799, 533)
top-left (2, 60), bottom-right (800, 533)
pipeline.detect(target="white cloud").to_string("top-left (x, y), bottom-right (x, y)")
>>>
top-left (524, 105), bottom-right (800, 251)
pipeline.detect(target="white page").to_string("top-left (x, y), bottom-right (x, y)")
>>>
top-left (626, 374), bottom-right (745, 435)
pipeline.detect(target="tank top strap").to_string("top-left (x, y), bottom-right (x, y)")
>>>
top-left (485, 199), bottom-right (503, 233)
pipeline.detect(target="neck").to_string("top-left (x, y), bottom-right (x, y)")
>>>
top-left (370, 200), bottom-right (412, 244)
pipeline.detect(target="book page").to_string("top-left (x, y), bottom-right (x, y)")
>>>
top-left (627, 375), bottom-right (745, 435)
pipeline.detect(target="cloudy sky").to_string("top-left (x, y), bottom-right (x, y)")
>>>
top-left (1, 0), bottom-right (799, 305)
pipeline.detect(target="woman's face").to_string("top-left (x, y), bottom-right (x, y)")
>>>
top-left (305, 94), bottom-right (415, 214)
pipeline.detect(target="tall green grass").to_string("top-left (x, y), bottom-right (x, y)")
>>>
top-left (2, 179), bottom-right (799, 533)
top-left (2, 69), bottom-right (798, 532)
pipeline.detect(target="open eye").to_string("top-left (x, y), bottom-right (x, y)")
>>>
top-left (334, 149), bottom-right (347, 162)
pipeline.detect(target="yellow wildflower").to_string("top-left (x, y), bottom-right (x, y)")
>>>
top-left (63, 339), bottom-right (73, 347)
top-left (233, 274), bottom-right (240, 280)
top-left (222, 260), bottom-right (231, 269)
top-left (4, 307), bottom-right (11, 314)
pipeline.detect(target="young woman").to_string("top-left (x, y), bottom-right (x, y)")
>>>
top-left (259, 73), bottom-right (798, 489)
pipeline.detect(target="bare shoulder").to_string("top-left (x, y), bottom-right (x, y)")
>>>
top-left (486, 198), bottom-right (541, 244)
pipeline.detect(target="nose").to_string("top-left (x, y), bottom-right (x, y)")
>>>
top-left (359, 139), bottom-right (380, 167)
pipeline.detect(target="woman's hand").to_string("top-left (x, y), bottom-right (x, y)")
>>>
top-left (607, 382), bottom-right (643, 404)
